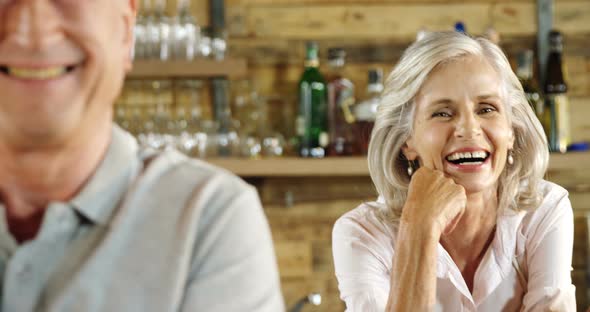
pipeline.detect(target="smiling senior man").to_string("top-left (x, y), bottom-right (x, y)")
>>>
top-left (0, 1), bottom-right (284, 311)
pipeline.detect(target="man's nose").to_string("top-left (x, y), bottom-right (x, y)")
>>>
top-left (454, 108), bottom-right (482, 139)
top-left (3, 0), bottom-right (63, 51)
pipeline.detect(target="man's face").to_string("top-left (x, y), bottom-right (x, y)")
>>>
top-left (0, 0), bottom-right (136, 146)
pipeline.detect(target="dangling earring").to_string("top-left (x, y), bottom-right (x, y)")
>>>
top-left (507, 150), bottom-right (514, 165)
top-left (407, 160), bottom-right (414, 176)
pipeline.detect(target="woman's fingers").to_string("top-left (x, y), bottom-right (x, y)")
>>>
top-left (405, 167), bottom-right (467, 235)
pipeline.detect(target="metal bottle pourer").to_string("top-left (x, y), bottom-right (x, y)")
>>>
top-left (288, 293), bottom-right (322, 312)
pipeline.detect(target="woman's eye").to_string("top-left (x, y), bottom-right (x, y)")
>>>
top-left (479, 106), bottom-right (497, 114)
top-left (432, 111), bottom-right (451, 118)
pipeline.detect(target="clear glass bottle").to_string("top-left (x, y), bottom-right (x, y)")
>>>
top-left (144, 0), bottom-right (159, 60)
top-left (353, 69), bottom-right (383, 155)
top-left (172, 0), bottom-right (200, 60)
top-left (154, 0), bottom-right (171, 61)
top-left (297, 41), bottom-right (328, 158)
top-left (133, 1), bottom-right (149, 60)
top-left (326, 47), bottom-right (356, 156)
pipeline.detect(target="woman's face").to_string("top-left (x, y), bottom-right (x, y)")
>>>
top-left (403, 55), bottom-right (514, 194)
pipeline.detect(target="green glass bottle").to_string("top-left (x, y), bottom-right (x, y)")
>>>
top-left (297, 41), bottom-right (328, 158)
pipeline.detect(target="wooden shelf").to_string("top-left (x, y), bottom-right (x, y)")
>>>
top-left (207, 157), bottom-right (369, 177)
top-left (127, 59), bottom-right (247, 78)
top-left (206, 152), bottom-right (590, 177)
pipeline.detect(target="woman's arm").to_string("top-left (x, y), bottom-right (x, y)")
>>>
top-left (386, 167), bottom-right (466, 311)
top-left (386, 219), bottom-right (440, 311)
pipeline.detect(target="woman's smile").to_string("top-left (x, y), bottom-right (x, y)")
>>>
top-left (443, 147), bottom-right (492, 173)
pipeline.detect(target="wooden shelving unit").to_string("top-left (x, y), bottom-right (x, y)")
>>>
top-left (206, 152), bottom-right (590, 177)
top-left (127, 59), bottom-right (247, 78)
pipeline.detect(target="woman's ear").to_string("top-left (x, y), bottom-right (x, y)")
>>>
top-left (508, 128), bottom-right (515, 150)
top-left (402, 137), bottom-right (418, 161)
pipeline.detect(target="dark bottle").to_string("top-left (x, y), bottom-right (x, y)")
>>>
top-left (454, 21), bottom-right (467, 35)
top-left (353, 69), bottom-right (383, 155)
top-left (326, 48), bottom-right (356, 156)
top-left (544, 30), bottom-right (570, 153)
top-left (297, 41), bottom-right (328, 158)
top-left (516, 50), bottom-right (547, 132)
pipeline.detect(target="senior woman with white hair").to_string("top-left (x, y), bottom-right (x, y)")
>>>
top-left (332, 31), bottom-right (576, 311)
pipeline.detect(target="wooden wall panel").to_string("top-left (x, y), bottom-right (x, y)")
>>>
top-left (227, 0), bottom-right (536, 5)
top-left (570, 97), bottom-right (590, 142)
top-left (275, 241), bottom-right (313, 278)
top-left (265, 198), bottom-right (360, 311)
top-left (227, 1), bottom-right (589, 39)
top-left (228, 0), bottom-right (590, 4)
top-left (554, 1), bottom-right (590, 34)
top-left (573, 216), bottom-right (588, 269)
top-left (566, 57), bottom-right (590, 97)
top-left (228, 3), bottom-right (535, 39)
top-left (573, 270), bottom-right (589, 311)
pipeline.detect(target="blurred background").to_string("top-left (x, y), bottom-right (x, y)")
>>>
top-left (116, 0), bottom-right (590, 310)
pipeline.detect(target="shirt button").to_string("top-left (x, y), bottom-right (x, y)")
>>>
top-left (16, 263), bottom-right (32, 277)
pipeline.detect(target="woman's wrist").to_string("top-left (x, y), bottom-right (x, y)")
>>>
top-left (398, 216), bottom-right (442, 245)
top-left (400, 202), bottom-right (443, 240)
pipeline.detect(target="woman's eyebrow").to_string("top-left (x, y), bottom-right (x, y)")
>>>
top-left (476, 93), bottom-right (501, 101)
top-left (429, 98), bottom-right (454, 106)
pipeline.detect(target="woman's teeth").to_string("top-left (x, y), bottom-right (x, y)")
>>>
top-left (446, 151), bottom-right (489, 165)
top-left (2, 66), bottom-right (69, 80)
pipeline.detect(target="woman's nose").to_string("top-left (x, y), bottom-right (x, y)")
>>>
top-left (454, 110), bottom-right (482, 139)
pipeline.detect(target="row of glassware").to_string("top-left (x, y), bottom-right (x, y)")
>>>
top-left (115, 79), bottom-right (287, 158)
top-left (133, 0), bottom-right (226, 61)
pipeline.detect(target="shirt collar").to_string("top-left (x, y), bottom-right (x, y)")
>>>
top-left (435, 209), bottom-right (527, 303)
top-left (70, 125), bottom-right (141, 225)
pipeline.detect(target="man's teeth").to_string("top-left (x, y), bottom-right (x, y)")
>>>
top-left (6, 66), bottom-right (68, 79)
top-left (446, 151), bottom-right (488, 162)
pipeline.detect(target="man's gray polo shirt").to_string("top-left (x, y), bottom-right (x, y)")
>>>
top-left (0, 126), bottom-right (284, 311)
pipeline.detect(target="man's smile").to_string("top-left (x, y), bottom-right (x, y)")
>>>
top-left (0, 64), bottom-right (78, 80)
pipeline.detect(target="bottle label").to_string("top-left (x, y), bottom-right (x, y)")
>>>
top-left (319, 132), bottom-right (329, 147)
top-left (340, 92), bottom-right (356, 124)
top-left (295, 116), bottom-right (306, 136)
top-left (547, 94), bottom-right (570, 153)
top-left (304, 60), bottom-right (319, 68)
top-left (554, 94), bottom-right (570, 153)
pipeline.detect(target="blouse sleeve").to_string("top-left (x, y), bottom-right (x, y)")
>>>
top-left (521, 192), bottom-right (576, 311)
top-left (332, 212), bottom-right (393, 312)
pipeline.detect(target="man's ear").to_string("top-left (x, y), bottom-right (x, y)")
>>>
top-left (122, 0), bottom-right (138, 72)
top-left (401, 137), bottom-right (418, 161)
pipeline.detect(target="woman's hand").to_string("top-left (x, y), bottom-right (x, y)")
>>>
top-left (402, 167), bottom-right (467, 236)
